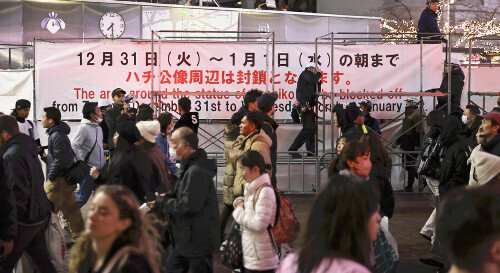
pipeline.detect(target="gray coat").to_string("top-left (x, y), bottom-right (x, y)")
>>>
top-left (71, 119), bottom-right (106, 170)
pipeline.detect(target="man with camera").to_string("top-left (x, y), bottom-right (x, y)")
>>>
top-left (104, 88), bottom-right (127, 151)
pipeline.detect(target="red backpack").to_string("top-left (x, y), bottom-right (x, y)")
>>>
top-left (254, 185), bottom-right (300, 244)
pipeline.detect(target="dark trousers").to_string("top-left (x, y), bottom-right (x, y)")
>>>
top-left (289, 109), bottom-right (316, 154)
top-left (219, 204), bottom-right (234, 243)
top-left (242, 268), bottom-right (275, 273)
top-left (403, 150), bottom-right (418, 188)
top-left (168, 249), bottom-right (213, 273)
top-left (0, 218), bottom-right (56, 273)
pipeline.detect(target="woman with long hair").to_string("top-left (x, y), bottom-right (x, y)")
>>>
top-left (277, 175), bottom-right (381, 273)
top-left (336, 140), bottom-right (372, 181)
top-left (232, 150), bottom-right (279, 272)
top-left (360, 133), bottom-right (395, 219)
top-left (70, 185), bottom-right (163, 273)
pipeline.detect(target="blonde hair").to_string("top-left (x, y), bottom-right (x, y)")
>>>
top-left (70, 185), bottom-right (164, 273)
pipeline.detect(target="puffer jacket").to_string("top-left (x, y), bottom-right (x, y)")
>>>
top-left (46, 122), bottom-right (73, 181)
top-left (418, 127), bottom-right (443, 180)
top-left (438, 116), bottom-right (469, 196)
top-left (223, 124), bottom-right (240, 205)
top-left (230, 130), bottom-right (272, 197)
top-left (232, 173), bottom-right (278, 271)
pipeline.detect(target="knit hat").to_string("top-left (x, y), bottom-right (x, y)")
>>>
top-left (136, 120), bottom-right (160, 143)
top-left (469, 150), bottom-right (500, 186)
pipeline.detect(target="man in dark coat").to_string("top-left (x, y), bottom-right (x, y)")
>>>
top-left (155, 127), bottom-right (219, 273)
top-left (420, 115), bottom-right (469, 270)
top-left (173, 97), bottom-right (199, 134)
top-left (0, 114), bottom-right (56, 272)
top-left (437, 61), bottom-right (465, 115)
top-left (461, 104), bottom-right (482, 150)
top-left (288, 62), bottom-right (321, 157)
top-left (258, 92), bottom-right (279, 187)
top-left (42, 107), bottom-right (85, 240)
top-left (417, 0), bottom-right (444, 43)
top-left (397, 97), bottom-right (424, 192)
top-left (104, 88), bottom-right (126, 150)
top-left (360, 100), bottom-right (381, 135)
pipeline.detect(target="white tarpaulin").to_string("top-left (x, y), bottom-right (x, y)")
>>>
top-left (465, 67), bottom-right (500, 112)
top-left (34, 42), bottom-right (442, 120)
top-left (0, 70), bottom-right (34, 119)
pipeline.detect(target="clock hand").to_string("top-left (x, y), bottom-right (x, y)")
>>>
top-left (107, 23), bottom-right (114, 31)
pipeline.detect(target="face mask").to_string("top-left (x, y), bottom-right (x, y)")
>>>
top-left (461, 115), bottom-right (470, 124)
top-left (97, 117), bottom-right (103, 123)
top-left (169, 147), bottom-right (176, 160)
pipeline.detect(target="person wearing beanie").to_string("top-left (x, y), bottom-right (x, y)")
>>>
top-left (136, 120), bottom-right (172, 192)
top-left (468, 150), bottom-right (500, 186)
top-left (10, 99), bottom-right (43, 155)
top-left (103, 119), bottom-right (158, 203)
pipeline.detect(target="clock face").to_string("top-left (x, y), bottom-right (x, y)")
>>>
top-left (99, 12), bottom-right (125, 38)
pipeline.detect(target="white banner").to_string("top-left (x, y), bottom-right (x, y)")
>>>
top-left (35, 42), bottom-right (442, 120)
top-left (0, 70), bottom-right (34, 119)
top-left (465, 67), bottom-right (500, 112)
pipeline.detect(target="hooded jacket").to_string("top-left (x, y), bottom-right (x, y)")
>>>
top-left (438, 66), bottom-right (465, 113)
top-left (223, 124), bottom-right (240, 205)
top-left (230, 130), bottom-right (272, 197)
top-left (46, 122), bottom-right (73, 181)
top-left (232, 173), bottom-right (278, 271)
top-left (258, 111), bottom-right (279, 186)
top-left (155, 148), bottom-right (220, 257)
top-left (1, 133), bottom-right (51, 241)
top-left (438, 116), bottom-right (469, 196)
top-left (71, 118), bottom-right (106, 170)
top-left (297, 68), bottom-right (322, 106)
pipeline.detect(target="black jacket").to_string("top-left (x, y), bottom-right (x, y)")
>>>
top-left (258, 111), bottom-right (279, 186)
top-left (418, 127), bottom-right (443, 180)
top-left (156, 149), bottom-right (220, 257)
top-left (364, 113), bottom-right (381, 135)
top-left (438, 116), bottom-right (469, 196)
top-left (0, 158), bottom-right (16, 242)
top-left (104, 103), bottom-right (124, 150)
top-left (369, 164), bottom-right (395, 219)
top-left (296, 68), bottom-right (321, 106)
top-left (1, 133), bottom-right (51, 241)
top-left (107, 141), bottom-right (159, 203)
top-left (99, 117), bottom-right (109, 146)
top-left (438, 66), bottom-right (465, 113)
top-left (461, 118), bottom-right (481, 149)
top-left (482, 134), bottom-right (500, 157)
top-left (77, 237), bottom-right (152, 273)
top-left (46, 122), bottom-right (73, 181)
top-left (173, 112), bottom-right (199, 134)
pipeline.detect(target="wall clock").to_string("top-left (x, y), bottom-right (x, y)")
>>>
top-left (99, 12), bottom-right (125, 38)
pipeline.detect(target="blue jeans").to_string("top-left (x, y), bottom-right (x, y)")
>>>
top-left (76, 174), bottom-right (95, 207)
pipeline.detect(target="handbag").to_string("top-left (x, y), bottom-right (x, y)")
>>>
top-left (64, 129), bottom-right (98, 185)
top-left (45, 213), bottom-right (65, 273)
top-left (220, 220), bottom-right (243, 269)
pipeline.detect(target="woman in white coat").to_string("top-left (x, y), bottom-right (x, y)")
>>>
top-left (233, 150), bottom-right (279, 273)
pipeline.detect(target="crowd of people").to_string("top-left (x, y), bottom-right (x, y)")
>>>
top-left (0, 73), bottom-right (499, 273)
